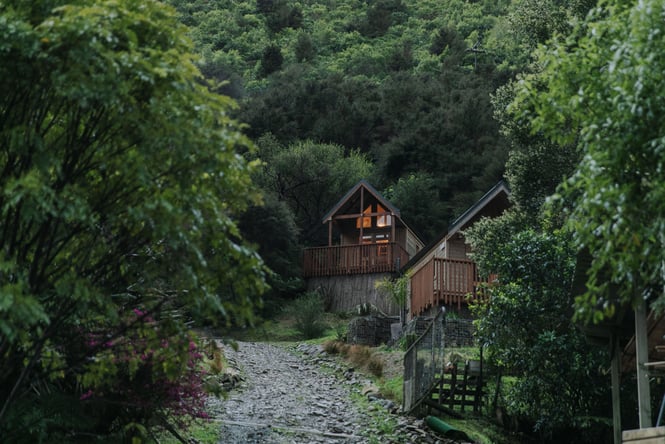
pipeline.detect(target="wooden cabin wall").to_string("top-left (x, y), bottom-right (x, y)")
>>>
top-left (445, 234), bottom-right (470, 259)
top-left (405, 230), bottom-right (423, 256)
top-left (340, 232), bottom-right (356, 245)
top-left (395, 228), bottom-right (406, 251)
top-left (306, 273), bottom-right (398, 315)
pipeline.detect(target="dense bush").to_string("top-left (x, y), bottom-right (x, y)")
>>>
top-left (0, 0), bottom-right (265, 440)
top-left (288, 292), bottom-right (328, 339)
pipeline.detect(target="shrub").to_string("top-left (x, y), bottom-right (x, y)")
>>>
top-left (367, 356), bottom-right (384, 377)
top-left (289, 292), bottom-right (328, 339)
top-left (323, 340), bottom-right (340, 355)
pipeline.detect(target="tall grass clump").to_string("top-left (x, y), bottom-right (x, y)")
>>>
top-left (324, 340), bottom-right (383, 377)
top-left (289, 292), bottom-right (328, 339)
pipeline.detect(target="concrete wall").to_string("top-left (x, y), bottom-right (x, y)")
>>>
top-left (306, 273), bottom-right (398, 315)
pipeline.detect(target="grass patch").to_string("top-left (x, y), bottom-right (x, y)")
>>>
top-left (441, 417), bottom-right (521, 444)
top-left (153, 419), bottom-right (219, 444)
top-left (349, 390), bottom-right (399, 444)
top-left (378, 375), bottom-right (403, 405)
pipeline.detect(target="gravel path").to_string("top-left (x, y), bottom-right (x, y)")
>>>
top-left (206, 341), bottom-right (448, 444)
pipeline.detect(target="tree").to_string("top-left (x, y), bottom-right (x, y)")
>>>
top-left (239, 192), bottom-right (303, 305)
top-left (383, 173), bottom-right (446, 242)
top-left (252, 135), bottom-right (374, 246)
top-left (260, 44), bottom-right (284, 77)
top-left (0, 0), bottom-right (265, 440)
top-left (467, 224), bottom-right (611, 442)
top-left (294, 30), bottom-right (315, 62)
top-left (516, 0), bottom-right (665, 322)
top-left (492, 81), bottom-right (580, 219)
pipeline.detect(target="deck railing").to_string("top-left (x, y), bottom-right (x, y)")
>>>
top-left (303, 242), bottom-right (409, 277)
top-left (410, 258), bottom-right (492, 314)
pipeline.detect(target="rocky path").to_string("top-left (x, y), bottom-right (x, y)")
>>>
top-left (206, 341), bottom-right (450, 444)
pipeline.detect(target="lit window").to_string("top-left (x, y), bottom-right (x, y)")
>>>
top-left (356, 205), bottom-right (372, 228)
top-left (376, 204), bottom-right (391, 227)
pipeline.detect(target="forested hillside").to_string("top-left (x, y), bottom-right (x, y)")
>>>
top-left (5, 1), bottom-right (660, 442)
top-left (166, 0), bottom-right (523, 234)
top-left (165, 0), bottom-right (587, 296)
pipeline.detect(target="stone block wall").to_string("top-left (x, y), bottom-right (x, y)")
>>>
top-left (444, 318), bottom-right (475, 347)
top-left (347, 315), bottom-right (399, 346)
top-left (402, 316), bottom-right (476, 348)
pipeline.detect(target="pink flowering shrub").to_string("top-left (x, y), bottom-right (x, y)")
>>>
top-left (76, 309), bottom-right (214, 438)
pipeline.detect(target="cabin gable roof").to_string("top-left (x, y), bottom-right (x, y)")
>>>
top-left (447, 180), bottom-right (510, 237)
top-left (403, 180), bottom-right (511, 270)
top-left (322, 179), bottom-right (401, 223)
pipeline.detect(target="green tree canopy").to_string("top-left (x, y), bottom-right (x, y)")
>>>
top-left (0, 0), bottom-right (265, 439)
top-left (467, 223), bottom-right (610, 441)
top-left (252, 135), bottom-right (374, 246)
top-left (516, 0), bottom-right (665, 322)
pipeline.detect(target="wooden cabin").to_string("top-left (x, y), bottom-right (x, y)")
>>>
top-left (405, 181), bottom-right (510, 319)
top-left (303, 180), bottom-right (424, 314)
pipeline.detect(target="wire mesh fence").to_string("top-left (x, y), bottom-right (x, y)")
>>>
top-left (402, 308), bottom-right (446, 413)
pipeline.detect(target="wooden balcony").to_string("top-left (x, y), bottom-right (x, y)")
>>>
top-left (410, 258), bottom-right (493, 314)
top-left (303, 243), bottom-right (410, 277)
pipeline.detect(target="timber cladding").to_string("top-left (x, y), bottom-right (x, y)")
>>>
top-left (306, 273), bottom-right (398, 315)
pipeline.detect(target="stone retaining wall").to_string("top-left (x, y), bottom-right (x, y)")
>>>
top-left (347, 315), bottom-right (476, 348)
top-left (403, 316), bottom-right (476, 348)
top-left (347, 315), bottom-right (399, 346)
top-left (444, 318), bottom-right (475, 347)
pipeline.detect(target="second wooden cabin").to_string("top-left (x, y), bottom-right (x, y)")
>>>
top-left (405, 181), bottom-right (510, 320)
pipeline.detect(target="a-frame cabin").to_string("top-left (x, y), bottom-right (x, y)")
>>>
top-left (303, 180), bottom-right (424, 314)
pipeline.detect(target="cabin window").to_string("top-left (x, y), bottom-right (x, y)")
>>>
top-left (375, 233), bottom-right (389, 243)
top-left (356, 205), bottom-right (372, 228)
top-left (376, 204), bottom-right (392, 227)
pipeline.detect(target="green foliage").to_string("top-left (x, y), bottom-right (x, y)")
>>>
top-left (0, 0), bottom-right (265, 439)
top-left (467, 228), bottom-right (611, 441)
top-left (375, 274), bottom-right (409, 307)
top-left (251, 135), bottom-right (374, 245)
top-left (492, 81), bottom-right (580, 218)
top-left (288, 292), bottom-right (328, 339)
top-left (168, 0), bottom-right (514, 244)
top-left (383, 173), bottom-right (447, 242)
top-left (260, 43), bottom-right (284, 77)
top-left (516, 0), bottom-right (665, 322)
top-left (294, 30), bottom-right (315, 62)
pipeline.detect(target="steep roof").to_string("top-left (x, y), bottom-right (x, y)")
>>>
top-left (402, 180), bottom-right (511, 270)
top-left (322, 179), bottom-right (401, 223)
top-left (447, 180), bottom-right (510, 236)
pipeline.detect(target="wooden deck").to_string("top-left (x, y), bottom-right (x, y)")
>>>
top-left (410, 258), bottom-right (492, 314)
top-left (302, 243), bottom-right (409, 277)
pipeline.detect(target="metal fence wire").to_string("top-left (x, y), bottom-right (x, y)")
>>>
top-left (402, 308), bottom-right (446, 413)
